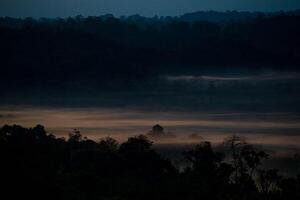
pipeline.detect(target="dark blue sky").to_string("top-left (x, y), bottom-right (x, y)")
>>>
top-left (1, 0), bottom-right (300, 17)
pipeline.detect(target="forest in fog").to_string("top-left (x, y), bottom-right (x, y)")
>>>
top-left (1, 124), bottom-right (300, 200)
top-left (1, 9), bottom-right (300, 200)
top-left (1, 11), bottom-right (300, 96)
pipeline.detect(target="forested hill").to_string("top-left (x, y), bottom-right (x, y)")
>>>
top-left (1, 12), bottom-right (300, 70)
top-left (1, 124), bottom-right (300, 200)
top-left (180, 9), bottom-right (300, 22)
top-left (1, 12), bottom-right (300, 98)
top-left (1, 9), bottom-right (300, 25)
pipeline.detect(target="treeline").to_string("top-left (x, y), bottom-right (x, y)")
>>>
top-left (1, 14), bottom-right (300, 93)
top-left (1, 124), bottom-right (299, 200)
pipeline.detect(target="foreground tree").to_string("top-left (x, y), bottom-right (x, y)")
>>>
top-left (223, 135), bottom-right (268, 199)
top-left (183, 141), bottom-right (233, 200)
top-left (1, 125), bottom-right (300, 200)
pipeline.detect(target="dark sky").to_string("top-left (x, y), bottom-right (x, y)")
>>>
top-left (1, 0), bottom-right (300, 17)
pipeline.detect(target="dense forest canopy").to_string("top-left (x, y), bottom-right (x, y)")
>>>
top-left (1, 124), bottom-right (300, 200)
top-left (1, 11), bottom-right (300, 95)
top-left (1, 9), bottom-right (300, 200)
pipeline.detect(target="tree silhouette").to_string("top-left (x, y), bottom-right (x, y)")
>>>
top-left (257, 169), bottom-right (281, 195)
top-left (183, 141), bottom-right (233, 199)
top-left (68, 128), bottom-right (82, 143)
top-left (0, 124), bottom-right (299, 200)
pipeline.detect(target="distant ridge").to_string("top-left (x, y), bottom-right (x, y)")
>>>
top-left (179, 9), bottom-right (300, 23)
top-left (1, 9), bottom-right (300, 24)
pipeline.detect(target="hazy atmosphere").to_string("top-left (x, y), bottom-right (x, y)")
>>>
top-left (2, 70), bottom-right (300, 148)
top-left (1, 0), bottom-right (300, 17)
top-left (1, 1), bottom-right (300, 200)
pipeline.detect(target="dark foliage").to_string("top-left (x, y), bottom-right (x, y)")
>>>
top-left (1, 124), bottom-right (300, 200)
top-left (1, 14), bottom-right (300, 95)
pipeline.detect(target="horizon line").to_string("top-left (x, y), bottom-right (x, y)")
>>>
top-left (1, 8), bottom-right (300, 19)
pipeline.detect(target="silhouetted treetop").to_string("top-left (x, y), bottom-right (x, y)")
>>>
top-left (119, 135), bottom-right (153, 154)
top-left (1, 124), bottom-right (300, 200)
top-left (98, 136), bottom-right (118, 152)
